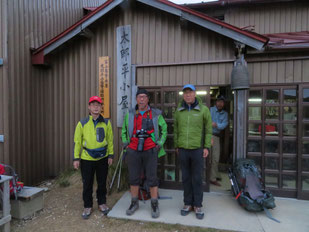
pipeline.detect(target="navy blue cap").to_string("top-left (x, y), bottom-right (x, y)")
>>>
top-left (136, 89), bottom-right (149, 97)
top-left (217, 95), bottom-right (226, 101)
top-left (182, 84), bottom-right (196, 91)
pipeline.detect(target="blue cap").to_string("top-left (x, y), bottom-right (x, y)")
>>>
top-left (182, 84), bottom-right (196, 91)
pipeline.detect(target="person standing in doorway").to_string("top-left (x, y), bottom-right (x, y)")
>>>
top-left (210, 95), bottom-right (228, 187)
top-left (174, 84), bottom-right (212, 220)
top-left (73, 96), bottom-right (114, 219)
top-left (121, 89), bottom-right (167, 218)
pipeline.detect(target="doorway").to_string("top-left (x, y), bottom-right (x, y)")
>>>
top-left (145, 85), bottom-right (233, 193)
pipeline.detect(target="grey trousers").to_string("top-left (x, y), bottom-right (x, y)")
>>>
top-left (210, 135), bottom-right (221, 181)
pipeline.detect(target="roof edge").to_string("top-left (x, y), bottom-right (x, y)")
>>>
top-left (32, 0), bottom-right (123, 57)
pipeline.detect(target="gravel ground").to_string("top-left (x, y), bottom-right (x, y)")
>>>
top-left (11, 171), bottom-right (230, 232)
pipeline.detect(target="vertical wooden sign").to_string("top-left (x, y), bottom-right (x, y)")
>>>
top-left (99, 56), bottom-right (110, 118)
top-left (117, 25), bottom-right (132, 127)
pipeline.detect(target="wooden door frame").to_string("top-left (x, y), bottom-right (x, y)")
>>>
top-left (144, 86), bottom-right (211, 192)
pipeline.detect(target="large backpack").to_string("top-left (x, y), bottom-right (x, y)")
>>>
top-left (229, 159), bottom-right (276, 212)
top-left (0, 164), bottom-right (24, 199)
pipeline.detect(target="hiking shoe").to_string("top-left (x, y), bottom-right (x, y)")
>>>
top-left (210, 180), bottom-right (221, 187)
top-left (180, 205), bottom-right (192, 216)
top-left (126, 198), bottom-right (139, 216)
top-left (98, 204), bottom-right (110, 215)
top-left (151, 199), bottom-right (160, 218)
top-left (194, 207), bottom-right (204, 220)
top-left (82, 208), bottom-right (92, 219)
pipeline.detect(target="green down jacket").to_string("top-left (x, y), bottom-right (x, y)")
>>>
top-left (174, 97), bottom-right (212, 150)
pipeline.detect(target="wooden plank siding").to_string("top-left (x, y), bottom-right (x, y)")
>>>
top-left (5, 0), bottom-right (107, 184)
top-left (29, 3), bottom-right (234, 182)
top-left (5, 0), bottom-right (309, 185)
top-left (0, 0), bottom-right (9, 165)
top-left (248, 60), bottom-right (309, 84)
top-left (224, 2), bottom-right (309, 34)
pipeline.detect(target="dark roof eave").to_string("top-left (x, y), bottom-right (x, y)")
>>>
top-left (31, 0), bottom-right (125, 65)
top-left (185, 0), bottom-right (299, 9)
top-left (138, 0), bottom-right (268, 50)
top-left (31, 0), bottom-right (269, 65)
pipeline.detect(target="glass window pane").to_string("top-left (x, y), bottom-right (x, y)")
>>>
top-left (265, 140), bottom-right (279, 153)
top-left (164, 91), bottom-right (176, 104)
top-left (248, 90), bottom-right (262, 104)
top-left (248, 140), bottom-right (261, 152)
top-left (196, 90), bottom-right (207, 104)
top-left (282, 175), bottom-right (296, 189)
top-left (283, 106), bottom-right (297, 120)
top-left (149, 92), bottom-right (155, 103)
top-left (156, 91), bottom-right (161, 104)
top-left (303, 89), bottom-right (309, 102)
top-left (266, 106), bottom-right (279, 120)
top-left (284, 89), bottom-right (297, 104)
top-left (266, 89), bottom-right (279, 104)
top-left (248, 123), bottom-right (261, 136)
top-left (303, 106), bottom-right (309, 120)
top-left (249, 107), bottom-right (261, 120)
top-left (303, 124), bottom-right (309, 137)
top-left (302, 158), bottom-right (309, 172)
top-left (163, 106), bottom-right (176, 119)
top-left (303, 141), bottom-right (309, 154)
top-left (283, 140), bottom-right (297, 153)
top-left (167, 122), bottom-right (174, 134)
top-left (265, 124), bottom-right (279, 136)
top-left (164, 168), bottom-right (175, 181)
top-left (265, 174), bottom-right (278, 188)
top-left (247, 156), bottom-right (261, 169)
top-left (165, 152), bottom-right (175, 165)
top-left (265, 157), bottom-right (279, 170)
top-left (283, 123), bottom-right (297, 136)
top-left (283, 157), bottom-right (297, 171)
top-left (164, 137), bottom-right (174, 150)
top-left (302, 176), bottom-right (309, 191)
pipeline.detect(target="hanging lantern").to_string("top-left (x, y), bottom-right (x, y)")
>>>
top-left (231, 58), bottom-right (250, 90)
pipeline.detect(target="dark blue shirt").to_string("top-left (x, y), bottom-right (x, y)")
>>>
top-left (210, 106), bottom-right (228, 135)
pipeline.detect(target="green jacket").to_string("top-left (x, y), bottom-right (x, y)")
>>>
top-left (74, 115), bottom-right (114, 161)
top-left (121, 107), bottom-right (167, 157)
top-left (174, 97), bottom-right (212, 149)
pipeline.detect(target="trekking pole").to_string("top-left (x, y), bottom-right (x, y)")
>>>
top-left (109, 149), bottom-right (123, 190)
top-left (117, 153), bottom-right (123, 191)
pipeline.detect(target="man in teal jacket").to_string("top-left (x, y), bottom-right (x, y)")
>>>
top-left (73, 96), bottom-right (114, 219)
top-left (122, 89), bottom-right (167, 218)
top-left (174, 84), bottom-right (212, 220)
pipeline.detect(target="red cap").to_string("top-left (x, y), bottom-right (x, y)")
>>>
top-left (88, 96), bottom-right (102, 104)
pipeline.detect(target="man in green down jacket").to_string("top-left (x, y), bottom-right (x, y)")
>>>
top-left (73, 96), bottom-right (114, 219)
top-left (122, 89), bottom-right (167, 218)
top-left (174, 84), bottom-right (212, 220)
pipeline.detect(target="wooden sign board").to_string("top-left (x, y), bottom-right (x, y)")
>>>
top-left (99, 56), bottom-right (110, 118)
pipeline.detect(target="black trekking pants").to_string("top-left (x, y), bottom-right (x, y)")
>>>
top-left (80, 158), bottom-right (108, 208)
top-left (179, 148), bottom-right (204, 207)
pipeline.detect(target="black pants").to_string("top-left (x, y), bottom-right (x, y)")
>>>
top-left (126, 147), bottom-right (158, 187)
top-left (80, 158), bottom-right (108, 208)
top-left (179, 148), bottom-right (204, 207)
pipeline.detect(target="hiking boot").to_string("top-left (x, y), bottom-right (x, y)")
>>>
top-left (151, 199), bottom-right (160, 218)
top-left (194, 207), bottom-right (204, 220)
top-left (98, 204), bottom-right (110, 215)
top-left (82, 208), bottom-right (92, 219)
top-left (210, 180), bottom-right (221, 187)
top-left (126, 198), bottom-right (139, 216)
top-left (180, 205), bottom-right (192, 216)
